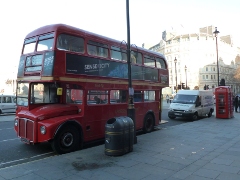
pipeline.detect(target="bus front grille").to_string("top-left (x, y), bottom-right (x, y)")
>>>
top-left (18, 118), bottom-right (34, 143)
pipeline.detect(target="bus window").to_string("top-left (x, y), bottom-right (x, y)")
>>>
top-left (134, 91), bottom-right (143, 102)
top-left (66, 89), bottom-right (83, 104)
top-left (111, 46), bottom-right (127, 61)
top-left (37, 33), bottom-right (54, 51)
top-left (111, 46), bottom-right (121, 60)
top-left (87, 41), bottom-right (108, 58)
top-left (57, 34), bottom-right (84, 53)
top-left (25, 55), bottom-right (43, 72)
top-left (121, 49), bottom-right (127, 61)
top-left (144, 55), bottom-right (155, 67)
top-left (87, 90), bottom-right (108, 104)
top-left (144, 91), bottom-right (155, 101)
top-left (131, 54), bottom-right (136, 64)
top-left (23, 37), bottom-right (37, 54)
top-left (98, 47), bottom-right (108, 58)
top-left (156, 57), bottom-right (166, 69)
top-left (87, 44), bottom-right (97, 56)
top-left (37, 39), bottom-right (53, 51)
top-left (26, 83), bottom-right (59, 104)
top-left (131, 51), bottom-right (142, 65)
top-left (110, 90), bottom-right (127, 103)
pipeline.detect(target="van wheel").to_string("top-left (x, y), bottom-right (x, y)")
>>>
top-left (192, 113), bottom-right (198, 121)
top-left (51, 125), bottom-right (80, 154)
top-left (168, 115), bottom-right (176, 119)
top-left (143, 114), bottom-right (154, 133)
top-left (208, 111), bottom-right (212, 117)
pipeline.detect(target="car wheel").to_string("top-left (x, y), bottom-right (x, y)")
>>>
top-left (51, 125), bottom-right (81, 154)
top-left (143, 114), bottom-right (154, 133)
top-left (168, 115), bottom-right (176, 119)
top-left (192, 113), bottom-right (199, 121)
top-left (208, 111), bottom-right (212, 117)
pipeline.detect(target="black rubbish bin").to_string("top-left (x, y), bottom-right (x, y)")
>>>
top-left (105, 116), bottom-right (134, 156)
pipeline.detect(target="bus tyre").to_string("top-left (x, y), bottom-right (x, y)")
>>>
top-left (143, 114), bottom-right (154, 133)
top-left (192, 113), bottom-right (199, 121)
top-left (51, 125), bottom-right (80, 154)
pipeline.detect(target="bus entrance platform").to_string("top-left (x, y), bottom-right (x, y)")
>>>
top-left (1, 111), bottom-right (240, 179)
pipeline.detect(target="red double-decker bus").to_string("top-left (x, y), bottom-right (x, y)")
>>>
top-left (14, 24), bottom-right (169, 154)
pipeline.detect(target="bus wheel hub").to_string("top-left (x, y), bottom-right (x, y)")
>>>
top-left (62, 133), bottom-right (73, 147)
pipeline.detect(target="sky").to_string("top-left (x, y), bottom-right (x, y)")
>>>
top-left (1, 0), bottom-right (240, 72)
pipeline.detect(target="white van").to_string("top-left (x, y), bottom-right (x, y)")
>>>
top-left (0, 95), bottom-right (16, 114)
top-left (168, 90), bottom-right (214, 120)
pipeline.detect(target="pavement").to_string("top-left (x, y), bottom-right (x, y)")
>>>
top-left (1, 102), bottom-right (240, 180)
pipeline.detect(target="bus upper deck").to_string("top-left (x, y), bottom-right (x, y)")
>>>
top-left (18, 24), bottom-right (168, 87)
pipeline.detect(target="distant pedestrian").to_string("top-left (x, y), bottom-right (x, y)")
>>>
top-left (238, 96), bottom-right (240, 112)
top-left (234, 95), bottom-right (238, 112)
top-left (166, 94), bottom-right (170, 103)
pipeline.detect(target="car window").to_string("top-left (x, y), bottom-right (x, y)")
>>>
top-left (2, 97), bottom-right (7, 103)
top-left (6, 96), bottom-right (12, 103)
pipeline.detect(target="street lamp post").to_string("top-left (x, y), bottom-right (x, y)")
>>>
top-left (213, 27), bottom-right (220, 86)
top-left (185, 65), bottom-right (187, 89)
top-left (126, 0), bottom-right (137, 144)
top-left (174, 57), bottom-right (177, 92)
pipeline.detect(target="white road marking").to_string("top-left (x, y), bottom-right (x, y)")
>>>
top-left (0, 152), bottom-right (54, 166)
top-left (0, 138), bottom-right (19, 143)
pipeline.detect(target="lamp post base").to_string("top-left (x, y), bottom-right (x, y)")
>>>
top-left (127, 108), bottom-right (137, 144)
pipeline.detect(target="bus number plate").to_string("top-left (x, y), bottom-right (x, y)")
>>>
top-left (21, 138), bottom-right (30, 144)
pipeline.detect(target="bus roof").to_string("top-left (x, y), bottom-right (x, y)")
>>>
top-left (25, 23), bottom-right (165, 59)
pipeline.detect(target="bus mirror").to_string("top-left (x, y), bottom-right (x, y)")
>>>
top-left (57, 88), bottom-right (63, 95)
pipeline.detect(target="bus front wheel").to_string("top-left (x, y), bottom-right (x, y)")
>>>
top-left (143, 114), bottom-right (154, 133)
top-left (51, 125), bottom-right (80, 154)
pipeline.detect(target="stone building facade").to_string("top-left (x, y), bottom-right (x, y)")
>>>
top-left (149, 25), bottom-right (240, 94)
top-left (199, 59), bottom-right (240, 94)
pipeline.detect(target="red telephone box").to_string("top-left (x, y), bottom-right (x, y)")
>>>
top-left (215, 86), bottom-right (234, 119)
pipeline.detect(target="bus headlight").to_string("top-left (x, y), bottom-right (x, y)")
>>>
top-left (40, 126), bottom-right (46, 134)
top-left (14, 119), bottom-right (18, 126)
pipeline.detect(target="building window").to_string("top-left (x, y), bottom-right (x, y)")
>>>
top-left (206, 75), bottom-right (208, 79)
top-left (206, 67), bottom-right (208, 71)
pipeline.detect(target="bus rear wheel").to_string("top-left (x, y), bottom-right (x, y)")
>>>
top-left (51, 125), bottom-right (80, 154)
top-left (143, 114), bottom-right (154, 133)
